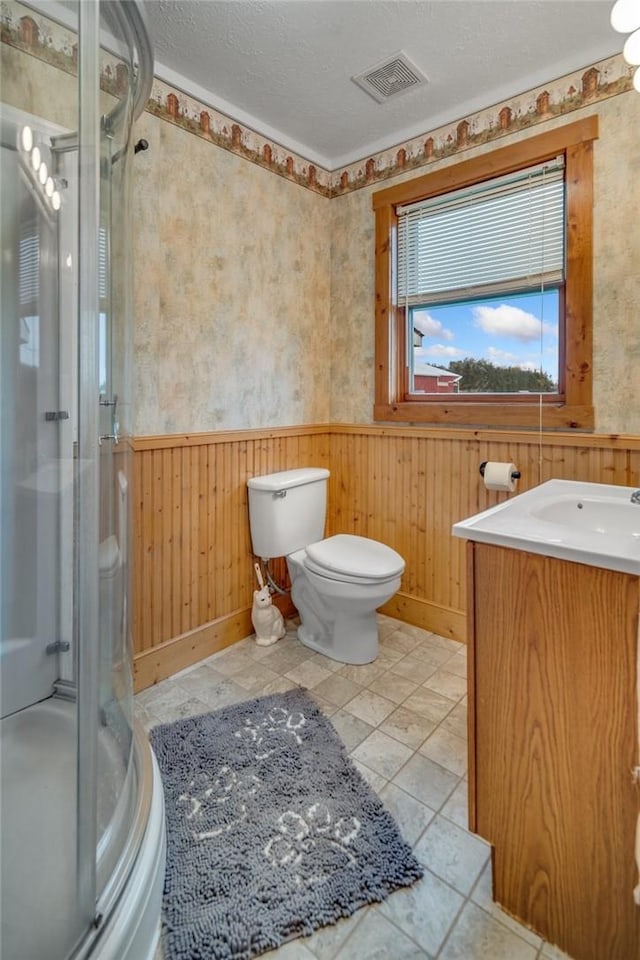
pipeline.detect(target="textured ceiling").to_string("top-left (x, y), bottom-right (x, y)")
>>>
top-left (145, 0), bottom-right (621, 169)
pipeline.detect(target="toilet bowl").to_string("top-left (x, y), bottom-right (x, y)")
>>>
top-left (288, 534), bottom-right (403, 664)
top-left (247, 468), bottom-right (405, 665)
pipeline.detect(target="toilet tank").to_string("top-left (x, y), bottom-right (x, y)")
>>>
top-left (247, 467), bottom-right (330, 559)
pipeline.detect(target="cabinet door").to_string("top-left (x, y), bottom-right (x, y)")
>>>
top-left (470, 543), bottom-right (640, 960)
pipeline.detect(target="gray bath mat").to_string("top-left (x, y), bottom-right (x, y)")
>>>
top-left (150, 687), bottom-right (423, 960)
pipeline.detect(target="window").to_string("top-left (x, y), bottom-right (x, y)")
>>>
top-left (372, 118), bottom-right (598, 428)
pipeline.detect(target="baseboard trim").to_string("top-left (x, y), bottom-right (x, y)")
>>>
top-left (134, 608), bottom-right (253, 692)
top-left (380, 593), bottom-right (467, 644)
top-left (134, 594), bottom-right (465, 691)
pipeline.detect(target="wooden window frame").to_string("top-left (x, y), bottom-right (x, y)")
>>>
top-left (372, 117), bottom-right (597, 429)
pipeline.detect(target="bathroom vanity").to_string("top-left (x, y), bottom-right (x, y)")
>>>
top-left (454, 481), bottom-right (640, 960)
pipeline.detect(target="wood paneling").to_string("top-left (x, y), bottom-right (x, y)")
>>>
top-left (469, 543), bottom-right (640, 960)
top-left (132, 427), bottom-right (330, 687)
top-left (132, 423), bottom-right (640, 689)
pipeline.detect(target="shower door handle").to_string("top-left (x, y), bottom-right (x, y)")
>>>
top-left (99, 393), bottom-right (119, 444)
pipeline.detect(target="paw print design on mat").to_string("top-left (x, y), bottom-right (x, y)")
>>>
top-left (178, 766), bottom-right (260, 842)
top-left (235, 705), bottom-right (307, 760)
top-left (264, 802), bottom-right (361, 887)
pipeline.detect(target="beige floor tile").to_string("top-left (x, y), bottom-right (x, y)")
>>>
top-left (135, 677), bottom-right (185, 709)
top-left (377, 615), bottom-right (403, 639)
top-left (259, 676), bottom-right (301, 697)
top-left (382, 630), bottom-right (424, 656)
top-left (233, 662), bottom-right (281, 692)
top-left (338, 661), bottom-right (386, 685)
top-left (352, 758), bottom-right (387, 794)
top-left (424, 634), bottom-right (464, 654)
top-left (330, 709), bottom-right (375, 752)
top-left (379, 868), bottom-right (464, 956)
top-left (389, 655), bottom-right (440, 684)
top-left (402, 687), bottom-right (457, 725)
top-left (471, 862), bottom-right (543, 950)
top-left (133, 702), bottom-right (162, 733)
top-left (191, 676), bottom-right (250, 710)
top-left (380, 706), bottom-right (437, 750)
top-left (262, 937), bottom-right (318, 959)
top-left (301, 907), bottom-right (367, 960)
top-left (414, 815), bottom-right (490, 896)
top-left (422, 669), bottom-right (467, 702)
top-left (259, 648), bottom-right (309, 675)
top-left (313, 673), bottom-right (362, 707)
top-left (378, 781), bottom-right (436, 847)
top-left (368, 672), bottom-right (419, 705)
top-left (333, 909), bottom-right (430, 959)
top-left (342, 689), bottom-right (396, 727)
top-left (443, 652), bottom-right (467, 679)
top-left (407, 642), bottom-right (455, 668)
top-left (307, 651), bottom-right (345, 672)
top-left (352, 730), bottom-right (414, 780)
top-left (418, 727), bottom-right (467, 777)
top-left (171, 664), bottom-right (226, 699)
top-left (392, 753), bottom-right (459, 810)
top-left (440, 779), bottom-right (469, 830)
top-left (438, 901), bottom-right (538, 960)
top-left (206, 648), bottom-right (257, 677)
top-left (375, 645), bottom-right (406, 668)
top-left (305, 690), bottom-right (339, 717)
top-left (285, 660), bottom-right (332, 689)
top-left (148, 695), bottom-right (213, 725)
top-left (439, 703), bottom-right (467, 741)
top-left (135, 680), bottom-right (193, 715)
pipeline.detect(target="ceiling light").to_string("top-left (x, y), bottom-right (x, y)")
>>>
top-left (52, 191), bottom-right (61, 211)
top-left (623, 28), bottom-right (640, 64)
top-left (38, 161), bottom-right (48, 185)
top-left (21, 125), bottom-right (33, 152)
top-left (45, 177), bottom-right (54, 197)
top-left (31, 146), bottom-right (41, 170)
top-left (611, 0), bottom-right (640, 32)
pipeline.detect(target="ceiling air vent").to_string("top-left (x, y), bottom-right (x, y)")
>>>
top-left (352, 51), bottom-right (428, 104)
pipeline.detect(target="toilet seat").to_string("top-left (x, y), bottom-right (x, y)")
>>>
top-left (304, 534), bottom-right (404, 584)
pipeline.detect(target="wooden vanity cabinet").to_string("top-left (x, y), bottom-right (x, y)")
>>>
top-left (466, 541), bottom-right (640, 960)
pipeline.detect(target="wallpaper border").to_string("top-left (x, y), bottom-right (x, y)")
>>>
top-left (2, 0), bottom-right (635, 198)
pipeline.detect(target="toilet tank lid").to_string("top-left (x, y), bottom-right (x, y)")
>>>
top-left (306, 534), bottom-right (405, 580)
top-left (247, 467), bottom-right (330, 491)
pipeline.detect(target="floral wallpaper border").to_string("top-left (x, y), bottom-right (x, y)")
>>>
top-left (2, 0), bottom-right (634, 199)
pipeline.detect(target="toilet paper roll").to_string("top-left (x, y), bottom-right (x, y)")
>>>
top-left (483, 461), bottom-right (519, 493)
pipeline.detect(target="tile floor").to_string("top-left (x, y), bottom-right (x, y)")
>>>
top-left (137, 615), bottom-right (573, 960)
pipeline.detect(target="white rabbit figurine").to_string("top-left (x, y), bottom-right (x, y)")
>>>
top-left (251, 563), bottom-right (286, 646)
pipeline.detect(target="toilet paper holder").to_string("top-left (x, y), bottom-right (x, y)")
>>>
top-left (479, 461), bottom-right (521, 480)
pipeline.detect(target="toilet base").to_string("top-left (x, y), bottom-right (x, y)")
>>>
top-left (298, 611), bottom-right (378, 665)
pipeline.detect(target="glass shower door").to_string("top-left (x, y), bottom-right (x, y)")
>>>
top-left (0, 112), bottom-right (63, 719)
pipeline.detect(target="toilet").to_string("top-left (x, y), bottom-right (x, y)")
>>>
top-left (247, 467), bottom-right (404, 664)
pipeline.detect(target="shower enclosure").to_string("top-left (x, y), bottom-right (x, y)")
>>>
top-left (0, 3), bottom-right (165, 959)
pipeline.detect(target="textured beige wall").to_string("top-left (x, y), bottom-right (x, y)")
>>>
top-left (5, 38), bottom-right (640, 436)
top-left (329, 91), bottom-right (640, 434)
top-left (132, 113), bottom-right (331, 435)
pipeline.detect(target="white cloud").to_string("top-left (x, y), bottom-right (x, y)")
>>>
top-left (413, 312), bottom-right (455, 341)
top-left (518, 361), bottom-right (541, 372)
top-left (473, 304), bottom-right (555, 342)
top-left (419, 343), bottom-right (464, 359)
top-left (487, 346), bottom-right (518, 364)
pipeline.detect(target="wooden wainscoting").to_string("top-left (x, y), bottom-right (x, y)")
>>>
top-left (327, 425), bottom-right (639, 639)
top-left (132, 426), bottom-right (330, 689)
top-left (133, 423), bottom-right (640, 690)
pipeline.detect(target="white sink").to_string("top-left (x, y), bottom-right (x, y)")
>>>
top-left (452, 479), bottom-right (640, 574)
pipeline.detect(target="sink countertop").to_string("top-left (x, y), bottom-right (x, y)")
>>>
top-left (452, 478), bottom-right (640, 575)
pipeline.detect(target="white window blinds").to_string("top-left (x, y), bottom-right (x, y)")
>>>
top-left (397, 158), bottom-right (565, 305)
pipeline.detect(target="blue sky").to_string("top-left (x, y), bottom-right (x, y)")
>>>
top-left (412, 288), bottom-right (559, 381)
